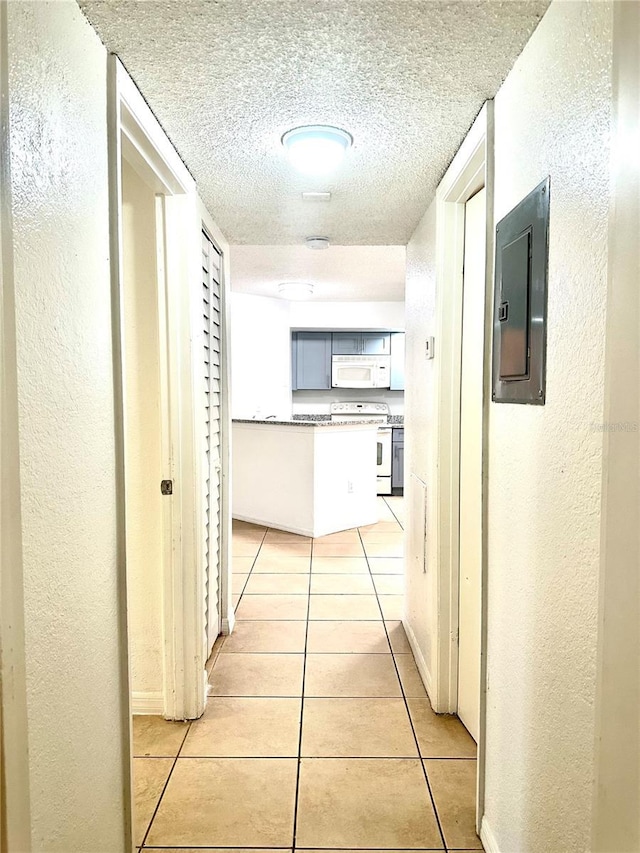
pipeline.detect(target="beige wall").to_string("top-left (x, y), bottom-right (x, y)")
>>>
top-left (6, 1), bottom-right (129, 850)
top-left (405, 1), bottom-right (624, 850)
top-left (485, 3), bottom-right (612, 850)
top-left (121, 160), bottom-right (165, 704)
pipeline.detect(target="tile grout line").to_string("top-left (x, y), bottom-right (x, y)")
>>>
top-left (233, 526), bottom-right (269, 606)
top-left (139, 721), bottom-right (193, 850)
top-left (290, 536), bottom-right (313, 853)
top-left (381, 495), bottom-right (405, 530)
top-left (357, 527), bottom-right (450, 853)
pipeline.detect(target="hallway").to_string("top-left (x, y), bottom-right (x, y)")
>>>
top-left (133, 497), bottom-right (480, 851)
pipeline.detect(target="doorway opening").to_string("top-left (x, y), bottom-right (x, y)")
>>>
top-left (432, 102), bottom-right (493, 833)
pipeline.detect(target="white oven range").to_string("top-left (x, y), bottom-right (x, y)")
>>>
top-left (330, 402), bottom-right (392, 495)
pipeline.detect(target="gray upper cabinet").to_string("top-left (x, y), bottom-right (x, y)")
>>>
top-left (390, 332), bottom-right (405, 390)
top-left (292, 332), bottom-right (332, 390)
top-left (332, 332), bottom-right (390, 355)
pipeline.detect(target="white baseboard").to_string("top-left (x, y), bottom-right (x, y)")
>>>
top-left (403, 617), bottom-right (434, 700)
top-left (480, 816), bottom-right (500, 853)
top-left (222, 609), bottom-right (235, 635)
top-left (131, 690), bottom-right (164, 715)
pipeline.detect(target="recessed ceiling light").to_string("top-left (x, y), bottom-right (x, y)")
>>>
top-left (305, 236), bottom-right (330, 250)
top-left (278, 281), bottom-right (314, 300)
top-left (302, 191), bottom-right (332, 202)
top-left (282, 125), bottom-right (352, 176)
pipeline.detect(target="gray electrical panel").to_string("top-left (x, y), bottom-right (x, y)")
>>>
top-left (492, 177), bottom-right (550, 405)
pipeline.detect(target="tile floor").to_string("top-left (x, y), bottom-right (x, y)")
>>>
top-left (133, 496), bottom-right (482, 852)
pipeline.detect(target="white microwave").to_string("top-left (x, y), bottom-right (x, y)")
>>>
top-left (331, 355), bottom-right (391, 389)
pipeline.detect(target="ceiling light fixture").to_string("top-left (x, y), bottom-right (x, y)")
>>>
top-left (305, 236), bottom-right (330, 250)
top-left (282, 125), bottom-right (352, 176)
top-left (278, 281), bottom-right (314, 300)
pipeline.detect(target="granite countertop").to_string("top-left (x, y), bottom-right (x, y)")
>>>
top-left (292, 414), bottom-right (404, 425)
top-left (232, 418), bottom-right (383, 427)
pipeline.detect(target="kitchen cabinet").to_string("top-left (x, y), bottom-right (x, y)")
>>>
top-left (392, 427), bottom-right (404, 494)
top-left (390, 332), bottom-right (405, 390)
top-left (292, 332), bottom-right (332, 390)
top-left (332, 332), bottom-right (390, 355)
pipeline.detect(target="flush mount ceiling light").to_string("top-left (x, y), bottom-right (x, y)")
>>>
top-left (305, 236), bottom-right (330, 250)
top-left (282, 125), bottom-right (352, 176)
top-left (278, 281), bottom-right (314, 300)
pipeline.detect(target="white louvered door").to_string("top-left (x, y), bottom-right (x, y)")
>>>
top-left (201, 231), bottom-right (222, 655)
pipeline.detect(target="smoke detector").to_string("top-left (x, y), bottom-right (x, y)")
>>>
top-left (305, 236), bottom-right (330, 250)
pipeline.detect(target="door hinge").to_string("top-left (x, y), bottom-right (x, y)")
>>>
top-left (161, 479), bottom-right (173, 496)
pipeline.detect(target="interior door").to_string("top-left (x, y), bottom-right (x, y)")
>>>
top-left (457, 187), bottom-right (486, 742)
top-left (202, 230), bottom-right (223, 655)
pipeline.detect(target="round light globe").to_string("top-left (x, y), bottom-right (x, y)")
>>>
top-left (282, 126), bottom-right (352, 176)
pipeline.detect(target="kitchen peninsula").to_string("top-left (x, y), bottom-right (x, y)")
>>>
top-left (232, 419), bottom-right (380, 537)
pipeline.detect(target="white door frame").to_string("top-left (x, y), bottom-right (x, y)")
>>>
top-left (432, 102), bottom-right (494, 828)
top-left (107, 56), bottom-right (207, 721)
top-left (0, 2), bottom-right (32, 846)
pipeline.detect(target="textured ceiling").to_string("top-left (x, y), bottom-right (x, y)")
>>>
top-left (80, 0), bottom-right (549, 246)
top-left (230, 245), bottom-right (406, 301)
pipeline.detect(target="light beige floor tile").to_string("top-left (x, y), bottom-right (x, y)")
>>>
top-left (369, 557), bottom-right (404, 574)
top-left (358, 521), bottom-right (402, 534)
top-left (360, 530), bottom-right (404, 545)
top-left (205, 633), bottom-right (227, 677)
top-left (301, 698), bottom-right (418, 757)
top-left (308, 594), bottom-right (381, 621)
top-left (232, 573), bottom-right (249, 595)
top-left (221, 620), bottom-right (307, 654)
top-left (296, 758), bottom-right (442, 849)
top-left (232, 594), bottom-right (240, 609)
top-left (311, 556), bottom-right (369, 574)
top-left (263, 530), bottom-right (312, 544)
top-left (313, 529), bottom-right (361, 544)
top-left (133, 757), bottom-right (173, 846)
top-left (244, 573), bottom-right (309, 594)
top-left (233, 519), bottom-right (267, 533)
top-left (132, 716), bottom-right (189, 758)
top-left (424, 759), bottom-right (481, 849)
top-left (253, 555), bottom-right (311, 573)
top-left (259, 542), bottom-right (312, 557)
top-left (232, 540), bottom-right (263, 557)
top-left (312, 542), bottom-right (364, 557)
top-left (296, 850), bottom-right (426, 853)
top-left (375, 500), bottom-right (398, 522)
top-left (232, 529), bottom-right (266, 544)
top-left (310, 574), bottom-right (374, 595)
top-left (209, 653), bottom-right (304, 696)
top-left (373, 574), bottom-right (404, 595)
top-left (378, 594), bottom-right (404, 620)
top-left (407, 699), bottom-right (477, 758)
top-left (305, 653), bottom-right (401, 697)
top-left (364, 541), bottom-right (404, 558)
top-left (235, 594), bottom-right (308, 621)
top-left (395, 653), bottom-right (427, 697)
top-left (149, 849), bottom-right (287, 853)
top-left (232, 556), bottom-right (255, 574)
top-left (386, 620), bottom-right (412, 654)
top-left (182, 697), bottom-right (301, 757)
top-left (146, 758), bottom-right (297, 847)
top-left (306, 620), bottom-right (390, 654)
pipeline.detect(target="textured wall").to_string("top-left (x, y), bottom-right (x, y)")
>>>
top-left (7, 1), bottom-right (128, 849)
top-left (484, 2), bottom-right (613, 851)
top-left (121, 160), bottom-right (164, 700)
top-left (404, 199), bottom-right (437, 684)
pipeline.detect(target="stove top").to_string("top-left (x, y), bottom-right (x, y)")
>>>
top-left (330, 401), bottom-right (390, 424)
